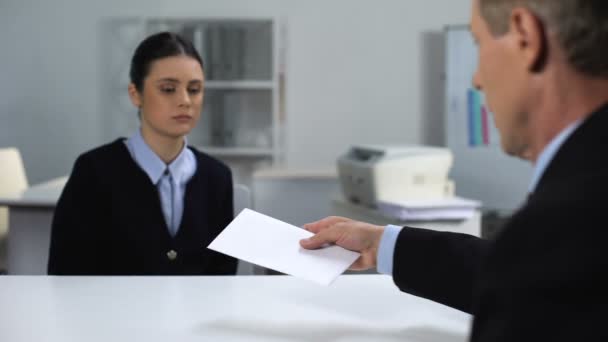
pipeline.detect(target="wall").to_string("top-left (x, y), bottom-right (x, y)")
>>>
top-left (285, 0), bottom-right (470, 168)
top-left (0, 0), bottom-right (471, 183)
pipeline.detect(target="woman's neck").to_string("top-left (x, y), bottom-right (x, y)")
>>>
top-left (140, 126), bottom-right (185, 164)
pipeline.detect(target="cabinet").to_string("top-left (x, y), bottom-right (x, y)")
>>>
top-left (101, 17), bottom-right (287, 182)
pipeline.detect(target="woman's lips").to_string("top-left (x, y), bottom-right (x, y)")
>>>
top-left (172, 115), bottom-right (192, 122)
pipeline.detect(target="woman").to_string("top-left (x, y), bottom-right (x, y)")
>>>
top-left (47, 32), bottom-right (237, 275)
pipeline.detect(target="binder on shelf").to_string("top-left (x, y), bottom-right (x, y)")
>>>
top-left (221, 26), bottom-right (245, 80)
top-left (206, 25), bottom-right (223, 80)
top-left (208, 94), bottom-right (225, 146)
top-left (198, 24), bottom-right (208, 72)
top-left (221, 91), bottom-right (242, 147)
top-left (179, 25), bottom-right (197, 48)
top-left (204, 24), bottom-right (247, 81)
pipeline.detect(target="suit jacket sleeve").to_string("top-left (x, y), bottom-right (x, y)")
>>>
top-left (47, 155), bottom-right (107, 275)
top-left (392, 227), bottom-right (490, 313)
top-left (205, 166), bottom-right (238, 275)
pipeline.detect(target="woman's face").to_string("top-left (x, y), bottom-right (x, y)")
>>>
top-left (129, 55), bottom-right (204, 140)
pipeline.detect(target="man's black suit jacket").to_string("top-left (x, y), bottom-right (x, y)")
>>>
top-left (393, 104), bottom-right (608, 341)
top-left (48, 139), bottom-right (237, 275)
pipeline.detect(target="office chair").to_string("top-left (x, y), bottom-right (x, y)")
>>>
top-left (0, 148), bottom-right (29, 273)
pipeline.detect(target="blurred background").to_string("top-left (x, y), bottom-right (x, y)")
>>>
top-left (1, 0), bottom-right (522, 275)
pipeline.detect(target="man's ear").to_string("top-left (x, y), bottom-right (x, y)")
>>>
top-left (128, 83), bottom-right (142, 108)
top-left (509, 7), bottom-right (548, 73)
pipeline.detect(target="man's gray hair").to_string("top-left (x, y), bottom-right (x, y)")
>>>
top-left (480, 0), bottom-right (608, 78)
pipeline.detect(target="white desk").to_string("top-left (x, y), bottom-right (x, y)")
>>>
top-left (332, 197), bottom-right (482, 237)
top-left (0, 177), bottom-right (67, 274)
top-left (0, 275), bottom-right (471, 342)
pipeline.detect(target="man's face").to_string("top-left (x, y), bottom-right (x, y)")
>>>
top-left (470, 0), bottom-right (532, 159)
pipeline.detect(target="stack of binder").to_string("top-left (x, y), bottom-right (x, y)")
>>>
top-left (377, 196), bottom-right (481, 221)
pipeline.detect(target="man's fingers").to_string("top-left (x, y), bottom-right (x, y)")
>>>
top-left (349, 251), bottom-right (376, 271)
top-left (303, 216), bottom-right (350, 233)
top-left (300, 227), bottom-right (343, 250)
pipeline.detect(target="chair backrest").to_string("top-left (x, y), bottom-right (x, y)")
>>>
top-left (0, 148), bottom-right (28, 196)
top-left (232, 184), bottom-right (261, 275)
top-left (233, 183), bottom-right (252, 216)
top-left (0, 148), bottom-right (29, 269)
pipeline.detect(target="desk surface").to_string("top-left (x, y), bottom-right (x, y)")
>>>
top-left (0, 275), bottom-right (470, 342)
top-left (253, 166), bottom-right (338, 180)
top-left (0, 176), bottom-right (66, 207)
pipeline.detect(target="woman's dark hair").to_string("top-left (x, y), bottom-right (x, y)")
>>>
top-left (129, 31), bottom-right (204, 92)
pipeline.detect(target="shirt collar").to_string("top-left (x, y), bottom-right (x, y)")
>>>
top-left (529, 119), bottom-right (583, 192)
top-left (126, 129), bottom-right (195, 185)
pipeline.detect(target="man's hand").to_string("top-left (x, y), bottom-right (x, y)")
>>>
top-left (299, 216), bottom-right (385, 271)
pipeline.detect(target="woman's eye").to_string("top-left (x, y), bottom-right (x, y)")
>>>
top-left (160, 87), bottom-right (176, 93)
top-left (188, 88), bottom-right (201, 94)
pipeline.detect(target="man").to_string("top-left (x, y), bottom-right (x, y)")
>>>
top-left (300, 0), bottom-right (608, 340)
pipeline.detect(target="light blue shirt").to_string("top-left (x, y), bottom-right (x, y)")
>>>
top-left (527, 120), bottom-right (583, 193)
top-left (125, 129), bottom-right (197, 236)
top-left (377, 120), bottom-right (583, 275)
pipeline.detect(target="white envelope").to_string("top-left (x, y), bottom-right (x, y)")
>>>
top-left (208, 209), bottom-right (360, 286)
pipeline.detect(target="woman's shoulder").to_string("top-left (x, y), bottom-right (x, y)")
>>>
top-left (74, 138), bottom-right (129, 166)
top-left (187, 146), bottom-right (231, 177)
top-left (64, 139), bottom-right (129, 184)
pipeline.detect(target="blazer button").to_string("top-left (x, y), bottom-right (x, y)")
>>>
top-left (167, 250), bottom-right (177, 261)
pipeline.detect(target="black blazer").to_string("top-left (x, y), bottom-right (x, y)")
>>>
top-left (393, 104), bottom-right (608, 341)
top-left (48, 139), bottom-right (237, 275)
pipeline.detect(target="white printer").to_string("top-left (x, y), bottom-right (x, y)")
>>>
top-left (337, 145), bottom-right (455, 207)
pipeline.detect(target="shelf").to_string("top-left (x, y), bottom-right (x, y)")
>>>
top-left (205, 80), bottom-right (275, 90)
top-left (198, 146), bottom-right (274, 157)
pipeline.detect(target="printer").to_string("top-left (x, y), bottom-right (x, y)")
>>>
top-left (337, 145), bottom-right (454, 207)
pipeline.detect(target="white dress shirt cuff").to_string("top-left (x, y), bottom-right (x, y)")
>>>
top-left (376, 224), bottom-right (403, 275)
